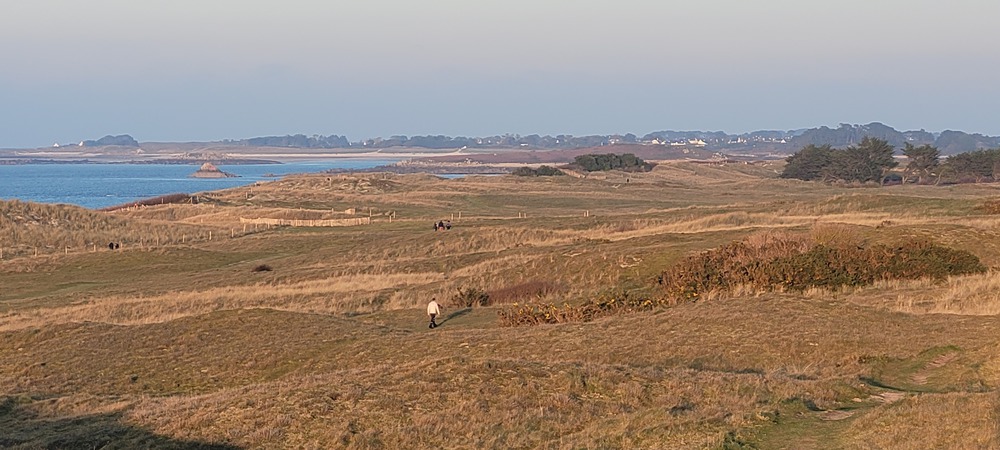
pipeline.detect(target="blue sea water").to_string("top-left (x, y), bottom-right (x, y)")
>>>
top-left (0, 159), bottom-right (399, 209)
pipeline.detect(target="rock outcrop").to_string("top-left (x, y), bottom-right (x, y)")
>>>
top-left (191, 162), bottom-right (238, 178)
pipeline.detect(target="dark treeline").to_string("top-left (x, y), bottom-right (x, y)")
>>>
top-left (781, 137), bottom-right (1000, 185)
top-left (63, 124), bottom-right (1000, 153)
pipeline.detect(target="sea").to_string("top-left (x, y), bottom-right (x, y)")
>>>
top-left (0, 159), bottom-right (400, 209)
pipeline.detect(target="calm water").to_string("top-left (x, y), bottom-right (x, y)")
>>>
top-left (0, 159), bottom-right (399, 209)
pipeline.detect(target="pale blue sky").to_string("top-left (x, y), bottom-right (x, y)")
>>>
top-left (2, 0), bottom-right (998, 148)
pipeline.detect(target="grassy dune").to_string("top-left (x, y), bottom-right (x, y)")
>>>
top-left (3, 161), bottom-right (1000, 448)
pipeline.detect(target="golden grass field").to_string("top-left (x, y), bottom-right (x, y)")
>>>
top-left (3, 160), bottom-right (1000, 449)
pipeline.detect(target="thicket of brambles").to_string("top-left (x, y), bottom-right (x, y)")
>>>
top-left (495, 231), bottom-right (987, 327)
top-left (450, 281), bottom-right (565, 310)
top-left (570, 153), bottom-right (654, 172)
top-left (657, 232), bottom-right (986, 302)
top-left (781, 137), bottom-right (1000, 185)
top-left (496, 290), bottom-right (664, 327)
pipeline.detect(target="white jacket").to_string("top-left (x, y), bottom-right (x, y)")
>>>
top-left (427, 301), bottom-right (441, 315)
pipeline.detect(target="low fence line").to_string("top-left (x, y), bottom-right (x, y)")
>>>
top-left (239, 217), bottom-right (371, 227)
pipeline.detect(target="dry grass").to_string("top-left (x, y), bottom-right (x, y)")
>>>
top-left (6, 166), bottom-right (1000, 448)
top-left (843, 392), bottom-right (1000, 449)
top-left (842, 272), bottom-right (1000, 315)
top-left (0, 272), bottom-right (444, 331)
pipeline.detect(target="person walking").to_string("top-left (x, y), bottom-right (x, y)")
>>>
top-left (427, 298), bottom-right (442, 329)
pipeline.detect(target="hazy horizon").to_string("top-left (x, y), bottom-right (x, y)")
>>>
top-left (2, 0), bottom-right (998, 148)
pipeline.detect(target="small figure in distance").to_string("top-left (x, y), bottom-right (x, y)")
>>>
top-left (115, 243), bottom-right (120, 250)
top-left (445, 220), bottom-right (451, 230)
top-left (433, 222), bottom-right (439, 231)
top-left (109, 242), bottom-right (115, 251)
top-left (438, 220), bottom-right (445, 231)
top-left (427, 297), bottom-right (442, 329)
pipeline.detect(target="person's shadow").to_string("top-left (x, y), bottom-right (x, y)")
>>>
top-left (437, 307), bottom-right (472, 327)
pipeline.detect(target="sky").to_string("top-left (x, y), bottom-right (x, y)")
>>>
top-left (1, 0), bottom-right (999, 148)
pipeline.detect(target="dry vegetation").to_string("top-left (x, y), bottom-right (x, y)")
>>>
top-left (4, 160), bottom-right (1000, 448)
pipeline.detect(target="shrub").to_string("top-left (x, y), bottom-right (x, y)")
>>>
top-left (497, 290), bottom-right (665, 327)
top-left (658, 233), bottom-right (987, 301)
top-left (451, 287), bottom-right (490, 308)
top-left (251, 264), bottom-right (273, 272)
top-left (979, 199), bottom-right (1000, 215)
top-left (536, 165), bottom-right (564, 176)
top-left (511, 166), bottom-right (565, 177)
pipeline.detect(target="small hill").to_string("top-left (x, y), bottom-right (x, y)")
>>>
top-left (0, 199), bottom-right (222, 259)
top-left (81, 134), bottom-right (139, 147)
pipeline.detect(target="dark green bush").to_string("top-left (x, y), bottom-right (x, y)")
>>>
top-left (511, 165), bottom-right (565, 177)
top-left (572, 153), bottom-right (653, 172)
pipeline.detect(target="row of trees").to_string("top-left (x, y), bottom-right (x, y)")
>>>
top-left (781, 137), bottom-right (1000, 184)
top-left (780, 137), bottom-right (898, 183)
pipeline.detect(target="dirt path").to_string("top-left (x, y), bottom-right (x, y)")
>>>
top-left (912, 351), bottom-right (959, 385)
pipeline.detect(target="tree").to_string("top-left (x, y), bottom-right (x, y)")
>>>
top-left (780, 144), bottom-right (833, 181)
top-left (902, 143), bottom-right (940, 184)
top-left (782, 138), bottom-right (897, 184)
top-left (944, 149), bottom-right (999, 183)
top-left (856, 137), bottom-right (898, 184)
